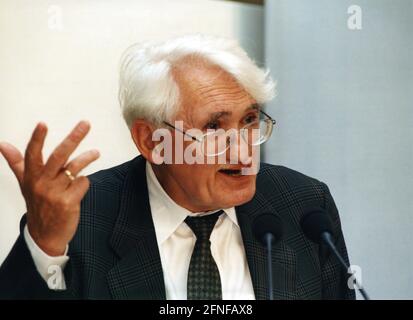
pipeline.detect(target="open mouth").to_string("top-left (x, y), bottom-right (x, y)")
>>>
top-left (218, 169), bottom-right (243, 176)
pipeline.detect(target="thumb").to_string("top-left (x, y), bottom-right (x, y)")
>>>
top-left (0, 142), bottom-right (24, 185)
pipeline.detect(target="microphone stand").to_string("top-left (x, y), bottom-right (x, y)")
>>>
top-left (321, 232), bottom-right (370, 300)
top-left (265, 233), bottom-right (274, 300)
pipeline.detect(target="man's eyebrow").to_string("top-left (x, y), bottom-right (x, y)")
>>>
top-left (206, 111), bottom-right (231, 123)
top-left (204, 103), bottom-right (260, 124)
top-left (248, 103), bottom-right (260, 111)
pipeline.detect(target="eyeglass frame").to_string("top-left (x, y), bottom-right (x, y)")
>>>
top-left (162, 109), bottom-right (276, 150)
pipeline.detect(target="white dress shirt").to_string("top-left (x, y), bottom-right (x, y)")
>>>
top-left (24, 162), bottom-right (255, 299)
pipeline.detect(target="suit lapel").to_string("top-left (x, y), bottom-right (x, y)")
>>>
top-left (107, 156), bottom-right (166, 299)
top-left (236, 189), bottom-right (298, 300)
top-left (105, 156), bottom-right (297, 300)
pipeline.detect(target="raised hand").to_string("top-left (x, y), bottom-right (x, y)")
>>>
top-left (0, 121), bottom-right (99, 256)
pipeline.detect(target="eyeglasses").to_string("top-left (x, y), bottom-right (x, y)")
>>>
top-left (163, 109), bottom-right (276, 157)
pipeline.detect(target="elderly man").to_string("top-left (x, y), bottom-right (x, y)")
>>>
top-left (0, 35), bottom-right (354, 300)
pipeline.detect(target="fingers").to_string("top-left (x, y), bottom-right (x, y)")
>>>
top-left (66, 149), bottom-right (100, 176)
top-left (66, 176), bottom-right (91, 201)
top-left (0, 142), bottom-right (25, 185)
top-left (24, 122), bottom-right (48, 180)
top-left (44, 121), bottom-right (91, 178)
top-left (56, 149), bottom-right (100, 188)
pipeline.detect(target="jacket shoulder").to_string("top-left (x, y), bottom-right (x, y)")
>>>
top-left (258, 162), bottom-right (323, 190)
top-left (87, 158), bottom-right (134, 188)
top-left (255, 163), bottom-right (329, 217)
top-left (78, 158), bottom-right (138, 232)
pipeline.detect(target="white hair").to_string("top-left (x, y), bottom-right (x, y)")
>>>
top-left (118, 34), bottom-right (276, 128)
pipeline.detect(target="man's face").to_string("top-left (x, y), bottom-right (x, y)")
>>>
top-left (152, 59), bottom-right (259, 212)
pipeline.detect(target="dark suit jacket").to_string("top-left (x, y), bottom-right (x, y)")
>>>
top-left (0, 156), bottom-right (355, 299)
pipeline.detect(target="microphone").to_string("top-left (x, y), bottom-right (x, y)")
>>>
top-left (300, 208), bottom-right (370, 300)
top-left (252, 213), bottom-right (283, 300)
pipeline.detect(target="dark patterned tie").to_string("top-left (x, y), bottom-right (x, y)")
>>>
top-left (185, 210), bottom-right (223, 300)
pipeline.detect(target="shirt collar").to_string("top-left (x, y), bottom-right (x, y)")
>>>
top-left (145, 162), bottom-right (238, 246)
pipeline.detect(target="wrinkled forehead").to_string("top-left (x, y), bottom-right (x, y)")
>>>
top-left (171, 56), bottom-right (255, 121)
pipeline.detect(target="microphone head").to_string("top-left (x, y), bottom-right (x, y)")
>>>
top-left (252, 213), bottom-right (283, 246)
top-left (300, 208), bottom-right (334, 244)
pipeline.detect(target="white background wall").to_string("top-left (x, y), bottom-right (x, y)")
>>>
top-left (0, 0), bottom-right (263, 264)
top-left (264, 0), bottom-right (413, 299)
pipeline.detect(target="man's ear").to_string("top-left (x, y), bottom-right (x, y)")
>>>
top-left (130, 119), bottom-right (159, 164)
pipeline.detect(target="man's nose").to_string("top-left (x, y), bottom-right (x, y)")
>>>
top-left (227, 132), bottom-right (252, 165)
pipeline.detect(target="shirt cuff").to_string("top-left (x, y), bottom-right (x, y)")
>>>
top-left (23, 224), bottom-right (69, 290)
